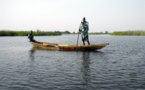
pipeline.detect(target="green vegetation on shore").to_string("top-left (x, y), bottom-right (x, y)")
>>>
top-left (3, 30), bottom-right (145, 36)
top-left (0, 30), bottom-right (62, 36)
top-left (89, 31), bottom-right (109, 35)
top-left (0, 30), bottom-right (110, 36)
top-left (110, 31), bottom-right (145, 36)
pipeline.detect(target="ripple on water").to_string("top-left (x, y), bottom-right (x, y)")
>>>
top-left (0, 35), bottom-right (145, 90)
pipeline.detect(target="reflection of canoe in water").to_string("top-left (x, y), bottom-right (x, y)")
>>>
top-left (30, 41), bottom-right (109, 51)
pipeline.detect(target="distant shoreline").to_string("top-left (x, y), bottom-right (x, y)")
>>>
top-left (0, 30), bottom-right (109, 36)
top-left (0, 30), bottom-right (62, 36)
top-left (110, 31), bottom-right (145, 36)
top-left (1, 30), bottom-right (145, 36)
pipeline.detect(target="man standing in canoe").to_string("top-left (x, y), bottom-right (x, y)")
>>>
top-left (79, 17), bottom-right (90, 45)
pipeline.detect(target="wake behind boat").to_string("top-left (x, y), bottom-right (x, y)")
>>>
top-left (30, 41), bottom-right (109, 51)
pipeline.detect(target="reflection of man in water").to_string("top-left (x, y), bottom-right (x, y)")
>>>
top-left (28, 31), bottom-right (35, 42)
top-left (79, 17), bottom-right (90, 45)
top-left (81, 52), bottom-right (90, 84)
top-left (29, 49), bottom-right (35, 61)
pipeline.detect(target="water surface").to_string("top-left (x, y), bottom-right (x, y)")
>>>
top-left (0, 35), bottom-right (145, 90)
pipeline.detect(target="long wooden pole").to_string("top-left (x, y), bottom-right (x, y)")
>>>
top-left (76, 31), bottom-right (79, 46)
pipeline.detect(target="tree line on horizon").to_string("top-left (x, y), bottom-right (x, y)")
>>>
top-left (110, 30), bottom-right (145, 36)
top-left (0, 30), bottom-right (62, 36)
top-left (0, 30), bottom-right (109, 36)
top-left (0, 30), bottom-right (145, 36)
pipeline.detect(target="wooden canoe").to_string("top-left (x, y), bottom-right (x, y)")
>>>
top-left (30, 41), bottom-right (109, 51)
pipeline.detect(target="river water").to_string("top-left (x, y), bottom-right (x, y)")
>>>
top-left (0, 35), bottom-right (145, 90)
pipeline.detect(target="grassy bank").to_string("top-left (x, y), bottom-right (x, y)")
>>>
top-left (89, 31), bottom-right (109, 35)
top-left (0, 30), bottom-right (62, 36)
top-left (89, 33), bottom-right (109, 35)
top-left (110, 31), bottom-right (145, 36)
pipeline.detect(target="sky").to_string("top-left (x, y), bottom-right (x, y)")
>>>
top-left (0, 0), bottom-right (145, 33)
